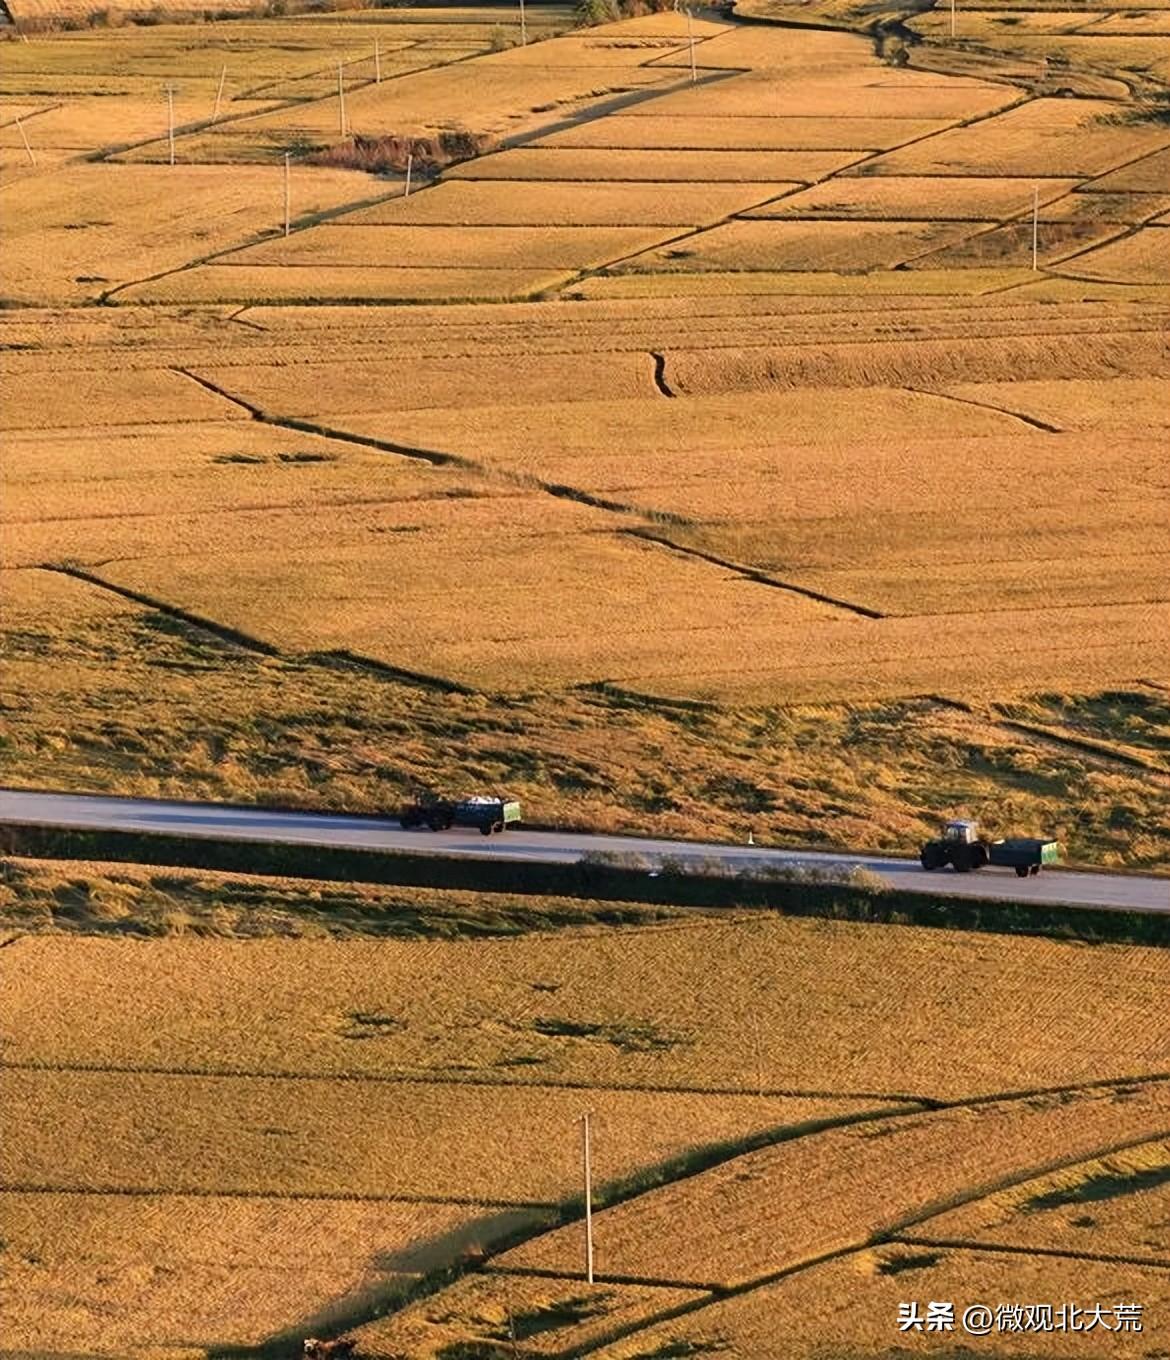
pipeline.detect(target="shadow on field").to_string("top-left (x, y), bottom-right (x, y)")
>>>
top-left (208, 1205), bottom-right (548, 1360)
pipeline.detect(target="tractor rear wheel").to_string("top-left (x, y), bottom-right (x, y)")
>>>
top-left (920, 842), bottom-right (945, 871)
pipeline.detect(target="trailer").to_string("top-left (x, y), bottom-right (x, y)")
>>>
top-left (920, 819), bottom-right (1061, 877)
top-left (398, 794), bottom-right (521, 836)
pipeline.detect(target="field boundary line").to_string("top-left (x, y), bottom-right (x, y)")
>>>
top-left (0, 1182), bottom-right (548, 1209)
top-left (902, 383), bottom-right (1062, 432)
top-left (0, 1059), bottom-right (932, 1107)
top-left (624, 529), bottom-right (885, 618)
top-left (895, 1235), bottom-right (1170, 1271)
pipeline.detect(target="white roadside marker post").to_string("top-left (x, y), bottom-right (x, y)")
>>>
top-left (284, 152), bottom-right (291, 237)
top-left (1032, 185), bottom-right (1040, 271)
top-left (519, 0), bottom-right (527, 47)
top-left (374, 37), bottom-right (381, 84)
top-left (405, 150), bottom-right (413, 197)
top-left (212, 64), bottom-right (227, 123)
top-left (581, 1112), bottom-right (595, 1285)
top-left (950, 0), bottom-right (957, 39)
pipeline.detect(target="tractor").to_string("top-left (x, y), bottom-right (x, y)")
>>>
top-left (920, 819), bottom-right (1061, 877)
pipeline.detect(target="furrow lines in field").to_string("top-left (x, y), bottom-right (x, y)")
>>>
top-left (894, 1235), bottom-right (1170, 1271)
top-left (902, 383), bottom-right (1063, 432)
top-left (625, 530), bottom-right (885, 619)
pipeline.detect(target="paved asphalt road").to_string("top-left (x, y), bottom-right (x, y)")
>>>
top-left (2, 788), bottom-right (1167, 914)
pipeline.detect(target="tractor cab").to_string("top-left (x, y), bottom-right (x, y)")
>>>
top-left (942, 819), bottom-right (980, 844)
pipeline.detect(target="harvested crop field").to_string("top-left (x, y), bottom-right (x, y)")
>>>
top-left (744, 175), bottom-right (1082, 220)
top-left (1052, 224), bottom-right (1170, 282)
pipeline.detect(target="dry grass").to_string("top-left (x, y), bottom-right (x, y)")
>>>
top-left (913, 1137), bottom-right (1170, 1262)
top-left (744, 176), bottom-right (1082, 221)
top-left (448, 146), bottom-right (829, 182)
top-left (911, 219), bottom-right (1128, 269)
top-left (0, 94), bottom-right (279, 154)
top-left (339, 179), bottom-right (789, 227)
top-left (0, 162), bottom-right (386, 303)
top-left (6, 916), bottom-right (1165, 1100)
top-left (862, 98), bottom-right (1170, 178)
top-left (590, 1249), bottom-right (1170, 1358)
top-left (500, 1083), bottom-right (1170, 1286)
top-left (616, 219), bottom-right (993, 273)
top-left (1041, 190), bottom-right (1170, 224)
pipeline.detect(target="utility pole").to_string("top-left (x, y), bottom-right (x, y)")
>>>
top-left (338, 61), bottom-right (347, 137)
top-left (404, 150), bottom-right (413, 197)
top-left (581, 1112), bottom-right (595, 1285)
top-left (163, 82), bottom-right (177, 166)
top-left (519, 0), bottom-right (527, 46)
top-left (283, 151), bottom-right (291, 237)
top-left (1032, 184), bottom-right (1039, 271)
top-left (15, 117), bottom-right (35, 167)
top-left (374, 37), bottom-right (381, 83)
top-left (687, 8), bottom-right (697, 83)
top-left (212, 64), bottom-right (227, 122)
top-left (950, 0), bottom-right (956, 39)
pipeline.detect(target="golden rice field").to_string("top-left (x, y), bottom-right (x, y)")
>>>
top-left (3, 887), bottom-right (1168, 1354)
top-left (586, 1252), bottom-right (1169, 1359)
top-left (913, 1137), bottom-right (1170, 1260)
top-left (2, 11), bottom-right (1169, 1351)
top-left (7, 915), bottom-right (1166, 1101)
top-left (499, 1083), bottom-right (1170, 1284)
